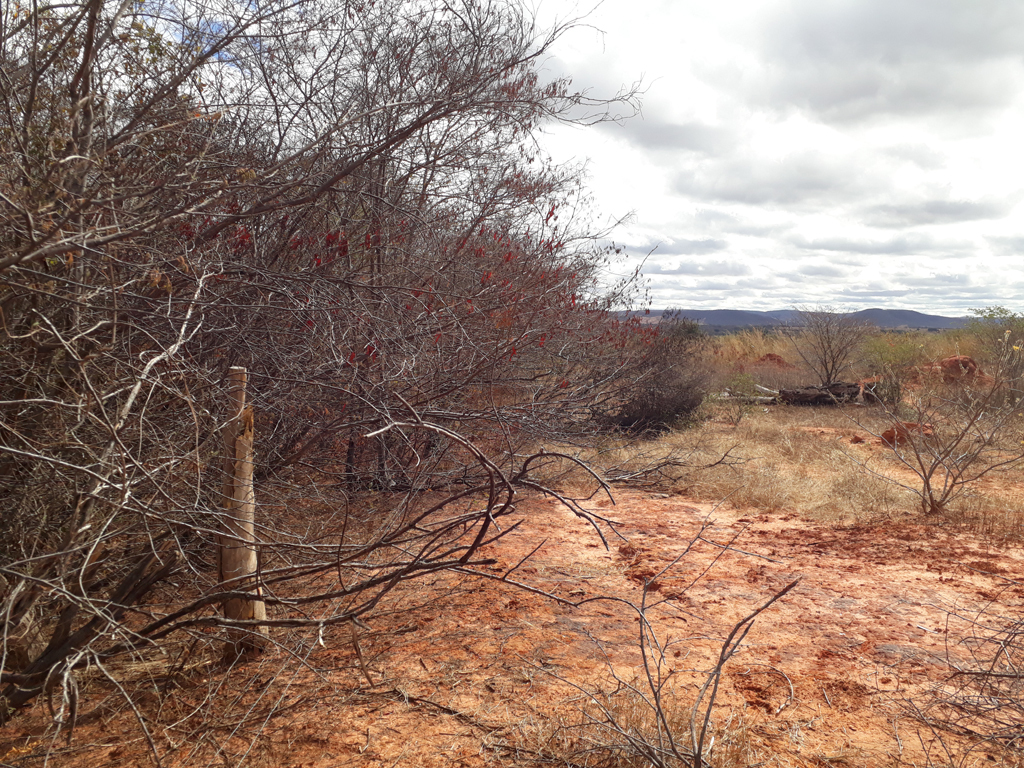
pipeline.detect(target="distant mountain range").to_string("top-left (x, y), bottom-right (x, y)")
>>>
top-left (646, 308), bottom-right (970, 330)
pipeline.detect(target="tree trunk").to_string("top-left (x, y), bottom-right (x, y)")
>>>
top-left (219, 367), bottom-right (268, 657)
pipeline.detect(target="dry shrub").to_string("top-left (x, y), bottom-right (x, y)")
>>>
top-left (582, 407), bottom-right (921, 523)
top-left (610, 317), bottom-right (713, 433)
top-left (847, 338), bottom-right (1024, 521)
top-left (786, 306), bottom-right (877, 387)
top-left (524, 683), bottom-right (752, 768)
top-left (710, 330), bottom-right (811, 392)
top-left (519, 575), bottom-right (798, 768)
top-left (906, 589), bottom-right (1024, 767)
top-left (714, 328), bottom-right (788, 363)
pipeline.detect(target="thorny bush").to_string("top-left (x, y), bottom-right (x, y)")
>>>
top-left (845, 334), bottom-right (1024, 516)
top-left (0, 0), bottom-right (672, 759)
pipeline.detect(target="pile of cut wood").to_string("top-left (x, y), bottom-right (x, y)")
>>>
top-left (717, 382), bottom-right (863, 406)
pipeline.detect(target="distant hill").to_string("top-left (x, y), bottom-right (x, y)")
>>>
top-left (847, 308), bottom-right (967, 329)
top-left (644, 308), bottom-right (969, 331)
top-left (664, 309), bottom-right (790, 327)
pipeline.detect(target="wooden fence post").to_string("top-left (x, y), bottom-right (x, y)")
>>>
top-left (219, 366), bottom-right (268, 657)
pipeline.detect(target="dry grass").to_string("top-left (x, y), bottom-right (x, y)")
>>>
top-left (667, 408), bottom-right (915, 524)
top-left (934, 484), bottom-right (1024, 543)
top-left (518, 680), bottom-right (754, 768)
top-left (708, 327), bottom-right (1000, 393)
top-left (712, 328), bottom-right (791, 363)
top-left (547, 404), bottom-right (1024, 535)
top-left (708, 329), bottom-right (811, 392)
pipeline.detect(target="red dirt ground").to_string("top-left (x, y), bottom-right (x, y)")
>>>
top-left (279, 491), bottom-right (1024, 767)
top-left (4, 489), bottom-right (1023, 767)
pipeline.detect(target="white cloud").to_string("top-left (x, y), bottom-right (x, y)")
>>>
top-left (644, 259), bottom-right (750, 276)
top-left (741, 0), bottom-right (1024, 123)
top-left (673, 148), bottom-right (882, 208)
top-left (537, 0), bottom-right (1024, 314)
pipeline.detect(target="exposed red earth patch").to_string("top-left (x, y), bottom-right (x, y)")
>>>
top-left (880, 421), bottom-right (935, 447)
top-left (4, 491), bottom-right (1022, 767)
top-left (754, 353), bottom-right (796, 369)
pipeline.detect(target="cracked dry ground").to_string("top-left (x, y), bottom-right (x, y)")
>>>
top-left (263, 489), bottom-right (1024, 768)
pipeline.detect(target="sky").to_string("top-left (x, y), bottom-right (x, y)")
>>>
top-left (534, 0), bottom-right (1024, 316)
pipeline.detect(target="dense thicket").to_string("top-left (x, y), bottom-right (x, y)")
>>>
top-left (0, 0), bottom-right (666, 740)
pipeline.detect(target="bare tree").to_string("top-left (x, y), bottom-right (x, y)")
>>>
top-left (788, 305), bottom-right (875, 386)
top-left (0, 0), bottom-right (656, 750)
top-left (845, 335), bottom-right (1024, 515)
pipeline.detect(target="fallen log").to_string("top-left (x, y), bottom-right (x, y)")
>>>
top-left (721, 390), bottom-right (777, 405)
top-left (779, 382), bottom-right (861, 406)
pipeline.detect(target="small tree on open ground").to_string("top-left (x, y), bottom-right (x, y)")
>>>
top-left (788, 305), bottom-right (875, 386)
top-left (846, 334), bottom-right (1024, 516)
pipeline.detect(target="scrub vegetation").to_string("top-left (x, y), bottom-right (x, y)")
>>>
top-left (2, 0), bottom-right (1024, 765)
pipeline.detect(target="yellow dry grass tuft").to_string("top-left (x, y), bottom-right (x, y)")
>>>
top-left (664, 409), bottom-right (914, 524)
top-left (713, 328), bottom-right (790, 363)
top-left (561, 404), bottom-right (1024, 535)
top-left (518, 679), bottom-right (755, 768)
